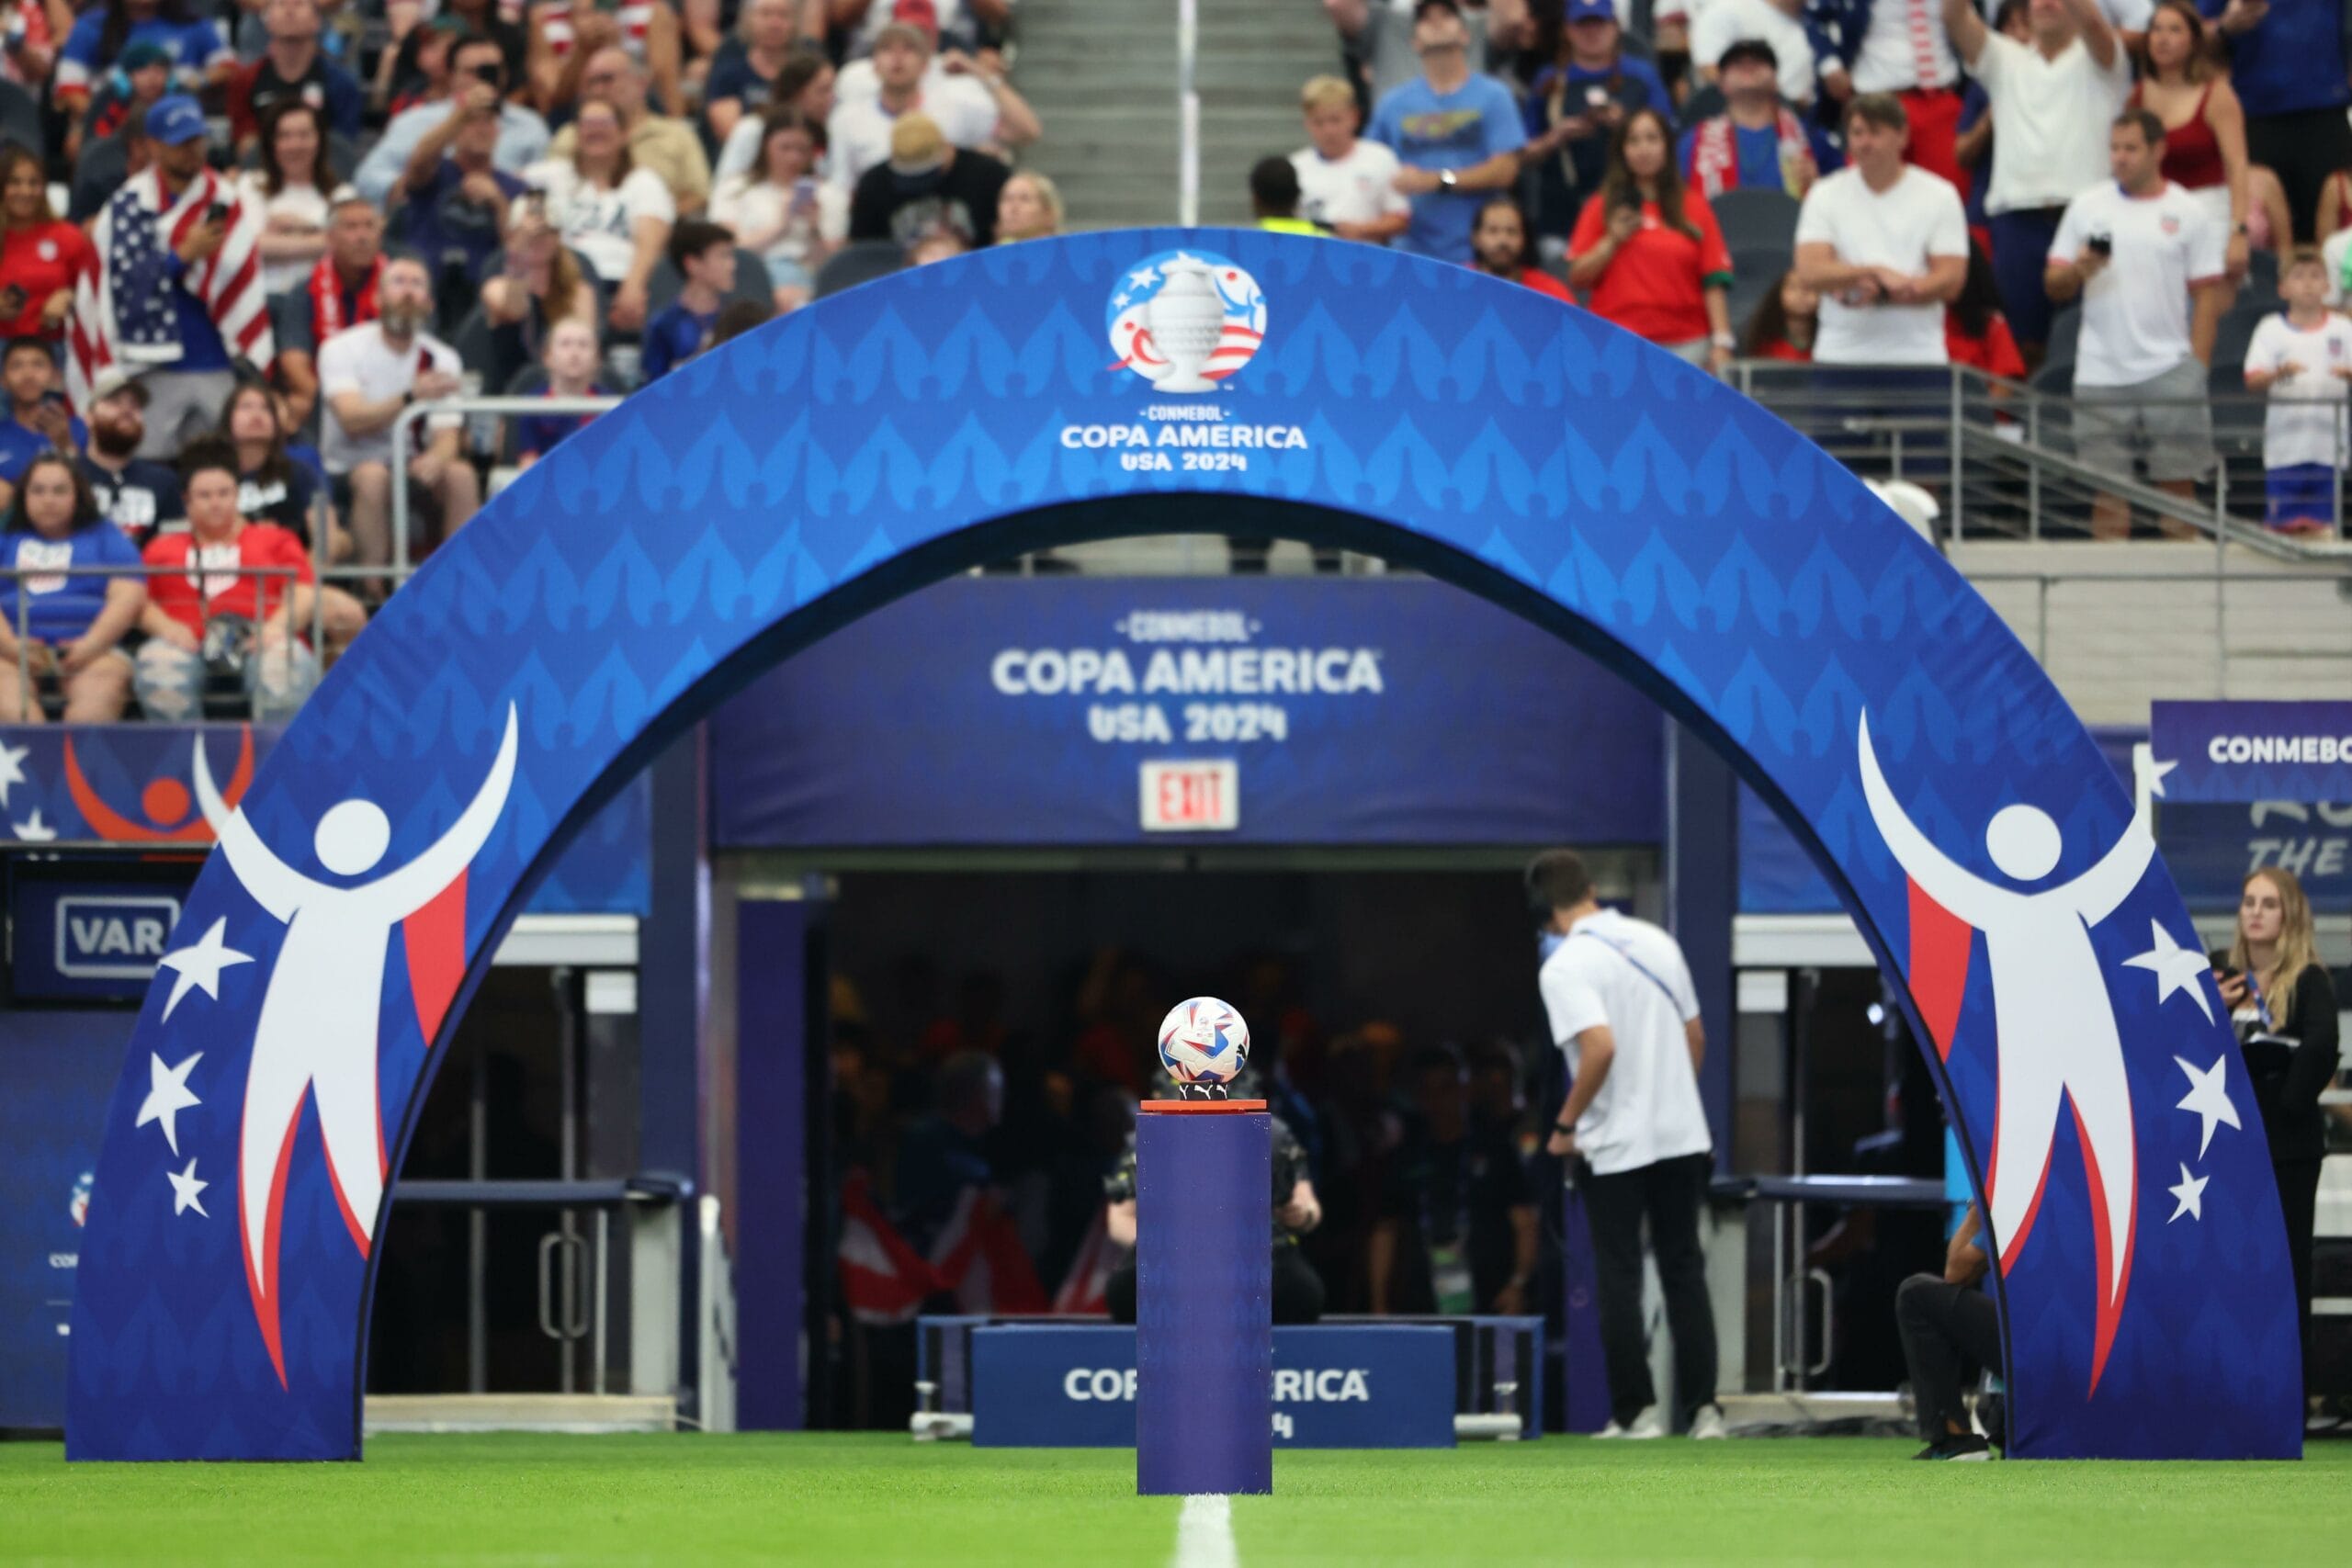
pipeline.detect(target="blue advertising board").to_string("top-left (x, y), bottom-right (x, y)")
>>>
top-left (8, 874), bottom-right (192, 1004)
top-left (711, 577), bottom-right (1666, 848)
top-left (971, 1324), bottom-right (1455, 1449)
top-left (2149, 701), bottom-right (2352, 804)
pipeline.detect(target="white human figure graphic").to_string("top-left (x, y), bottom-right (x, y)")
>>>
top-left (193, 705), bottom-right (517, 1380)
top-left (1857, 711), bottom-right (2156, 1389)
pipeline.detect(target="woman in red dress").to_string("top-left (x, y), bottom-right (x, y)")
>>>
top-left (1567, 107), bottom-right (1735, 372)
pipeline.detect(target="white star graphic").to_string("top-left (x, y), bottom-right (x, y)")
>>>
top-left (11, 806), bottom-right (56, 841)
top-left (2123, 919), bottom-right (2214, 1023)
top-left (2174, 1053), bottom-right (2242, 1157)
top-left (1127, 265), bottom-right (1159, 289)
top-left (134, 1051), bottom-right (203, 1156)
top-left (2143, 756), bottom-right (2177, 797)
top-left (166, 1156), bottom-right (209, 1218)
top-left (156, 917), bottom-right (254, 1021)
top-left (2166, 1163), bottom-right (2208, 1223)
top-left (1114, 291), bottom-right (1131, 309)
top-left (0, 739), bottom-right (26, 807)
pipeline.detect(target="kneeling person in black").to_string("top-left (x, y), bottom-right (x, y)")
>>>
top-left (1895, 1202), bottom-right (1998, 1460)
top-left (1102, 1090), bottom-right (1327, 1325)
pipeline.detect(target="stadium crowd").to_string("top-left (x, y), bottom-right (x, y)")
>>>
top-left (2, 0), bottom-right (2350, 725)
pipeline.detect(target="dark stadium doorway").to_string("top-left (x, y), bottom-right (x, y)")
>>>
top-left (71, 231), bottom-right (2292, 1464)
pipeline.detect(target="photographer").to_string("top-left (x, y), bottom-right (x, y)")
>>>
top-left (1529, 848), bottom-right (1724, 1439)
top-left (1102, 1072), bottom-right (1327, 1325)
top-left (1894, 1203), bottom-right (1998, 1461)
top-left (2045, 108), bottom-right (2227, 539)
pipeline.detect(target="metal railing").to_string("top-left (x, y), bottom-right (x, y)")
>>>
top-left (4, 563), bottom-right (317, 722)
top-left (386, 395), bottom-right (624, 583)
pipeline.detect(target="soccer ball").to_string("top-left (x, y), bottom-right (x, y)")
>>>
top-left (1157, 997), bottom-right (1251, 1088)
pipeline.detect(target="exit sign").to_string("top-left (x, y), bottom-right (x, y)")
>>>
top-left (1140, 761), bottom-right (1238, 832)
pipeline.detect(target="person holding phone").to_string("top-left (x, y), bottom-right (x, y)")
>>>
top-left (0, 143), bottom-right (93, 345)
top-left (1567, 107), bottom-right (1736, 370)
top-left (2211, 867), bottom-right (2340, 1430)
top-left (1519, 0), bottom-right (1668, 248)
top-left (710, 107), bottom-right (843, 311)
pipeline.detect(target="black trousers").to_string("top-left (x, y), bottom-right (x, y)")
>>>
top-left (1104, 1242), bottom-right (1327, 1325)
top-left (2247, 107), bottom-right (2352, 241)
top-left (2276, 1157), bottom-right (2323, 1397)
top-left (1896, 1274), bottom-right (2003, 1442)
top-left (1582, 1151), bottom-right (1718, 1426)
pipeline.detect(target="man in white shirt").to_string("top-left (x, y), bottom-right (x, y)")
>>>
top-left (2046, 108), bottom-right (2228, 539)
top-left (825, 17), bottom-right (1037, 190)
top-left (1290, 74), bottom-right (1411, 243)
top-left (317, 253), bottom-right (477, 578)
top-left (1793, 95), bottom-right (1969, 368)
top-left (1529, 849), bottom-right (1725, 1442)
top-left (1944, 0), bottom-right (2126, 364)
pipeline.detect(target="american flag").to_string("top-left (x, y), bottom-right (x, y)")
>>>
top-left (68, 165), bottom-right (274, 416)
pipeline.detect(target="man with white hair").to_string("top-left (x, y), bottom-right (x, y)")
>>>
top-left (548, 45), bottom-right (712, 214)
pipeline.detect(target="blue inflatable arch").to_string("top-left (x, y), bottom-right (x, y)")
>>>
top-left (69, 231), bottom-right (2300, 1461)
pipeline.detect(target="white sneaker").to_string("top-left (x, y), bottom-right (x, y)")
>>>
top-left (1689, 1404), bottom-right (1729, 1440)
top-left (1596, 1406), bottom-right (1666, 1439)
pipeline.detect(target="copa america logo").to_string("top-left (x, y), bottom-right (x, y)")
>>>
top-left (1106, 251), bottom-right (1267, 393)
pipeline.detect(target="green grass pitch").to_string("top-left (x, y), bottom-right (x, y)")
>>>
top-left (3, 1433), bottom-right (2346, 1565)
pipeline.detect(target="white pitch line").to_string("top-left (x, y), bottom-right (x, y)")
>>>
top-left (1171, 1494), bottom-right (1238, 1568)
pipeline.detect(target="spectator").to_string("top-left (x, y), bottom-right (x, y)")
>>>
top-left (390, 75), bottom-right (530, 311)
top-left (833, 0), bottom-right (1011, 62)
top-left (514, 318), bottom-right (605, 470)
top-left (2045, 108), bottom-right (2227, 539)
top-left (527, 0), bottom-right (684, 122)
top-left (303, 188), bottom-right (382, 352)
top-left (1951, 1), bottom-right (2031, 241)
top-left (2201, 0), bottom-right (2351, 242)
top-left (318, 253), bottom-right (477, 577)
top-left (354, 30), bottom-right (550, 209)
top-left (74, 39), bottom-right (172, 160)
top-left (1679, 39), bottom-right (1832, 199)
top-left (711, 298), bottom-right (776, 345)
top-left (995, 171), bottom-right (1062, 244)
top-left (75, 368), bottom-right (185, 547)
top-left (892, 1049), bottom-right (1002, 1253)
top-left (715, 49), bottom-right (840, 183)
top-left (220, 379), bottom-right (366, 644)
top-left (69, 96), bottom-right (274, 461)
top-left (2242, 251), bottom-right (2352, 536)
top-left (2133, 2), bottom-right (2285, 290)
top-left (906, 222), bottom-right (972, 267)
top-left (1688, 0), bottom-right (1818, 107)
top-left (1376, 1046), bottom-right (1536, 1314)
top-left (549, 47), bottom-right (713, 218)
top-left (848, 114), bottom-right (1008, 251)
top-left (1521, 0), bottom-right (1669, 245)
top-left (1326, 0), bottom-right (1530, 103)
top-left (1364, 0), bottom-right (1525, 264)
top-left (1944, 0), bottom-right (2128, 367)
top-left (53, 0), bottom-right (234, 116)
top-left (1250, 156), bottom-right (1319, 236)
top-left (712, 110), bottom-right (845, 310)
top-left (826, 17), bottom-right (1038, 190)
top-left (134, 438), bottom-right (319, 722)
top-left (526, 98), bottom-right (676, 334)
top-left (1944, 243), bottom-right (2028, 377)
top-left (265, 289), bottom-right (319, 435)
top-left (1804, 0), bottom-right (1970, 192)
top-left (1469, 194), bottom-right (1576, 301)
top-left (481, 200), bottom-right (601, 390)
top-left (0, 451), bottom-right (146, 724)
top-left (1792, 95), bottom-right (1969, 369)
top-left (1569, 109), bottom-right (1737, 370)
top-left (641, 220), bottom-right (735, 382)
top-left (0, 0), bottom-right (61, 90)
top-left (707, 0), bottom-right (805, 146)
top-left (1739, 268), bottom-right (1821, 359)
top-left (0, 145), bottom-right (94, 344)
top-left (1289, 73), bottom-right (1410, 245)
top-left (243, 102), bottom-right (338, 298)
top-left (227, 0), bottom-right (363, 155)
top-left (379, 0), bottom-right (526, 109)
top-left (0, 336), bottom-right (85, 494)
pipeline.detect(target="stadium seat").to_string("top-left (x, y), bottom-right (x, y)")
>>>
top-left (1709, 187), bottom-right (1801, 254)
top-left (2041, 305), bottom-right (2079, 373)
top-left (815, 241), bottom-right (909, 299)
top-left (1726, 244), bottom-right (1791, 335)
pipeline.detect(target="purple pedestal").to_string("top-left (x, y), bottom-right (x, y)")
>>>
top-left (1136, 1103), bottom-right (1272, 1495)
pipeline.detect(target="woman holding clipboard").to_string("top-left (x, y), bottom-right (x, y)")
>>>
top-left (2213, 867), bottom-right (2340, 1428)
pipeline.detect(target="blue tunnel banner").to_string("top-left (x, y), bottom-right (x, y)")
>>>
top-left (67, 231), bottom-right (2299, 1461)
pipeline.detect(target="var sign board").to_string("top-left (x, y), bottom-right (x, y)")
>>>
top-left (8, 870), bottom-right (191, 1002)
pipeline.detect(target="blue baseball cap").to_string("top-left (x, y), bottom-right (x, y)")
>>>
top-left (143, 94), bottom-right (208, 146)
top-left (1565, 0), bottom-right (1617, 23)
